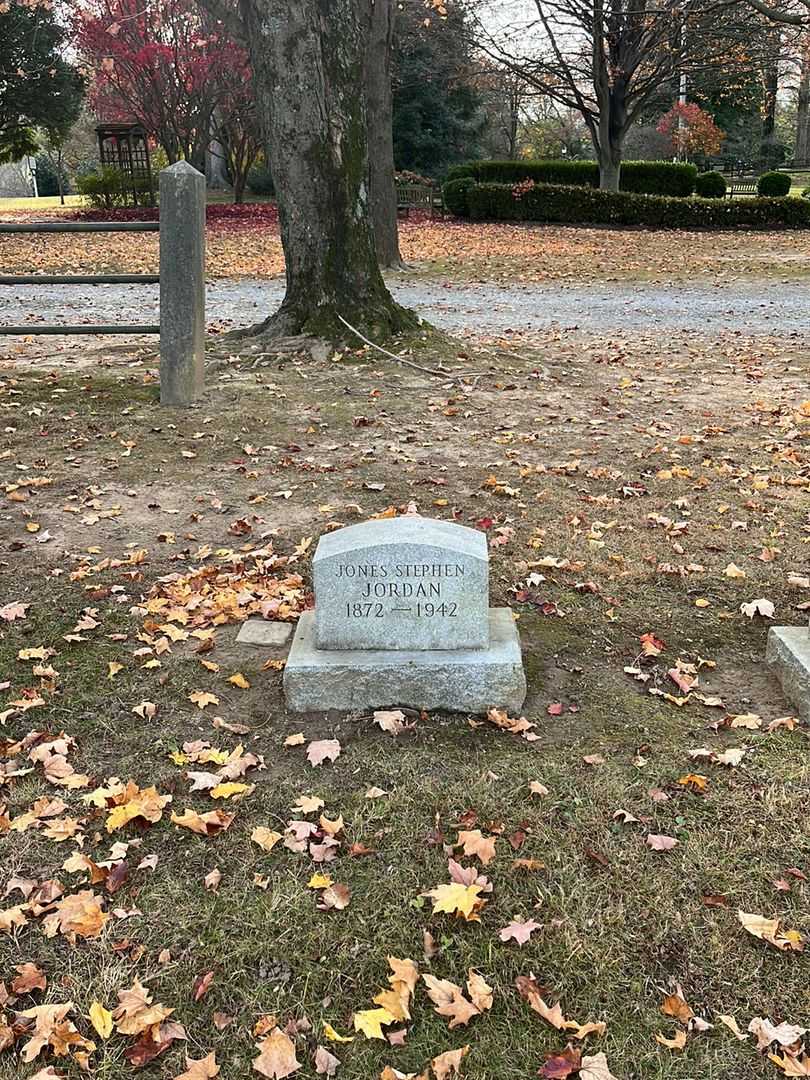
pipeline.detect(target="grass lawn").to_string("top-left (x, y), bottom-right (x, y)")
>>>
top-left (1, 290), bottom-right (809, 1080)
top-left (0, 194), bottom-right (87, 212)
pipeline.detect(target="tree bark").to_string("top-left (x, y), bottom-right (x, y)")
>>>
top-left (234, 0), bottom-right (414, 340)
top-left (760, 37), bottom-right (780, 164)
top-left (796, 37), bottom-right (810, 166)
top-left (365, 0), bottom-right (403, 269)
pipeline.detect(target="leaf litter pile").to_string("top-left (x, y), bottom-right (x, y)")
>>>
top-left (1, 248), bottom-right (810, 1079)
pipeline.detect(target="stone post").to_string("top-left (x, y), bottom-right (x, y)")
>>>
top-left (159, 161), bottom-right (205, 405)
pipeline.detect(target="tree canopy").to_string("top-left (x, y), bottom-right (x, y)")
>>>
top-left (0, 3), bottom-right (84, 163)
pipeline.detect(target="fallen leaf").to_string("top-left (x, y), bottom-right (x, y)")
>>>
top-left (314, 1045), bottom-right (340, 1076)
top-left (175, 1052), bottom-right (220, 1080)
top-left (738, 911), bottom-right (804, 952)
top-left (655, 1029), bottom-right (687, 1050)
top-left (307, 740), bottom-right (341, 767)
top-left (422, 974), bottom-right (480, 1028)
top-left (253, 1028), bottom-right (302, 1078)
top-left (499, 918), bottom-right (542, 945)
top-left (431, 1045), bottom-right (469, 1079)
top-left (457, 829), bottom-right (497, 865)
top-left (646, 834), bottom-right (678, 852)
top-left (89, 1001), bottom-right (113, 1039)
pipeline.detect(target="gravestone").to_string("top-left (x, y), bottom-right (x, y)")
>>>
top-left (283, 515), bottom-right (526, 713)
top-left (766, 622), bottom-right (810, 722)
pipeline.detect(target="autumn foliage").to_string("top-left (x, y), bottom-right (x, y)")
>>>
top-left (656, 102), bottom-right (725, 158)
top-left (73, 0), bottom-right (260, 197)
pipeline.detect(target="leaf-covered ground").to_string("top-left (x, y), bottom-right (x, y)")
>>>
top-left (1, 209), bottom-right (810, 283)
top-left (1, 230), bottom-right (810, 1080)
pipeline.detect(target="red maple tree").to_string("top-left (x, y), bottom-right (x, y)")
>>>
top-left (74, 0), bottom-right (261, 200)
top-left (656, 102), bottom-right (725, 158)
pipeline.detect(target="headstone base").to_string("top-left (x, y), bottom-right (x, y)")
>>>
top-left (283, 608), bottom-right (526, 715)
top-left (766, 626), bottom-right (810, 722)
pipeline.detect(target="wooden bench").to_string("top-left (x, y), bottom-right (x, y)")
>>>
top-left (727, 180), bottom-right (759, 198)
top-left (396, 183), bottom-right (444, 218)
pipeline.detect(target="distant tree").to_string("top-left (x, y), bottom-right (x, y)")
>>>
top-left (0, 3), bottom-right (84, 163)
top-left (473, 0), bottom-right (753, 190)
top-left (75, 0), bottom-right (259, 197)
top-left (38, 109), bottom-right (100, 205)
top-left (657, 102), bottom-right (726, 158)
top-left (393, 0), bottom-right (486, 175)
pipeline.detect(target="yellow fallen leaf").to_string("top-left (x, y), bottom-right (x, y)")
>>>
top-left (227, 672), bottom-right (250, 689)
top-left (353, 1007), bottom-right (396, 1039)
top-left (209, 782), bottom-right (249, 800)
top-left (308, 873), bottom-right (333, 890)
top-left (323, 1022), bottom-right (354, 1043)
top-left (251, 827), bottom-right (283, 852)
top-left (427, 882), bottom-right (484, 921)
top-left (89, 1001), bottom-right (113, 1040)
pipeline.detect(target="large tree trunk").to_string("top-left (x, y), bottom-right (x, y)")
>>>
top-left (796, 38), bottom-right (810, 166)
top-left (235, 0), bottom-right (414, 340)
top-left (365, 0), bottom-right (403, 268)
top-left (760, 38), bottom-right (780, 165)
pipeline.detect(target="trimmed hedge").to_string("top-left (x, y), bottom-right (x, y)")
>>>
top-left (445, 158), bottom-right (697, 196)
top-left (465, 181), bottom-right (810, 230)
top-left (757, 170), bottom-right (791, 197)
top-left (695, 171), bottom-right (727, 198)
top-left (443, 176), bottom-right (476, 217)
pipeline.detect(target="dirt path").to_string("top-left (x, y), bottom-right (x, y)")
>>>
top-left (1, 276), bottom-right (808, 339)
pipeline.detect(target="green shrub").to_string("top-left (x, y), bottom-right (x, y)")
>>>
top-left (801, 186), bottom-right (810, 200)
top-left (76, 166), bottom-right (130, 209)
top-left (444, 159), bottom-right (696, 196)
top-left (465, 181), bottom-right (810, 230)
top-left (757, 170), bottom-right (790, 197)
top-left (695, 171), bottom-right (727, 199)
top-left (444, 162), bottom-right (480, 182)
top-left (618, 161), bottom-right (697, 196)
top-left (442, 176), bottom-right (476, 217)
top-left (247, 163), bottom-right (274, 196)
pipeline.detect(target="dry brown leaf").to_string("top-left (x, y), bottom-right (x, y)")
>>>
top-left (422, 974), bottom-right (479, 1028)
top-left (175, 1052), bottom-right (221, 1080)
top-left (314, 1044), bottom-right (341, 1076)
top-left (466, 970), bottom-right (493, 1013)
top-left (253, 1028), bottom-right (301, 1078)
top-left (655, 1029), bottom-right (687, 1051)
top-left (307, 740), bottom-right (341, 767)
top-left (11, 962), bottom-right (47, 994)
top-left (431, 1045), bottom-right (469, 1079)
top-left (457, 829), bottom-right (497, 866)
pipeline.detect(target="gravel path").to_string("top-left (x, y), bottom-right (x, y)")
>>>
top-left (1, 277), bottom-right (808, 337)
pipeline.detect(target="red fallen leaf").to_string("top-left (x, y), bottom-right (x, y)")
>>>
top-left (508, 829), bottom-right (527, 850)
top-left (124, 1020), bottom-right (186, 1066)
top-left (105, 861), bottom-right (130, 895)
top-left (547, 703), bottom-right (564, 716)
top-left (640, 632), bottom-right (665, 656)
top-left (668, 668), bottom-right (696, 694)
top-left (786, 868), bottom-right (808, 881)
top-left (193, 971), bottom-right (215, 1002)
top-left (538, 1044), bottom-right (582, 1078)
top-left (347, 842), bottom-right (375, 857)
top-left (585, 847), bottom-right (611, 869)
